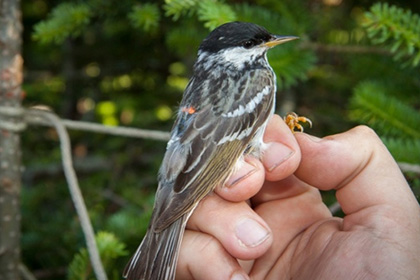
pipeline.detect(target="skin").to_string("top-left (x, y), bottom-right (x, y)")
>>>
top-left (175, 114), bottom-right (420, 280)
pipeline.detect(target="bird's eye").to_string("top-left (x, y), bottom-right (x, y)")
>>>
top-left (242, 40), bottom-right (255, 49)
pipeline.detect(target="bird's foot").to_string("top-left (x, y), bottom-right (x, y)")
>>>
top-left (284, 112), bottom-right (312, 133)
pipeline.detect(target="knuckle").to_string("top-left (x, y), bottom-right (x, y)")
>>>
top-left (351, 125), bottom-right (384, 148)
top-left (353, 125), bottom-right (378, 139)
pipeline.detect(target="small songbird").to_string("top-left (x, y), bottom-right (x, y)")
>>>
top-left (123, 21), bottom-right (298, 280)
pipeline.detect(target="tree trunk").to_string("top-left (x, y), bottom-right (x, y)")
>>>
top-left (0, 0), bottom-right (23, 279)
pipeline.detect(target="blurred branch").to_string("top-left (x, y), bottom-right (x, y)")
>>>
top-left (300, 42), bottom-right (391, 55)
top-left (26, 110), bottom-right (170, 141)
top-left (18, 264), bottom-right (37, 280)
top-left (102, 189), bottom-right (134, 209)
top-left (22, 156), bottom-right (112, 185)
top-left (329, 201), bottom-right (341, 215)
top-left (32, 266), bottom-right (67, 279)
top-left (398, 162), bottom-right (420, 174)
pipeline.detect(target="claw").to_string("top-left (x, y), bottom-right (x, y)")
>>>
top-left (284, 112), bottom-right (312, 133)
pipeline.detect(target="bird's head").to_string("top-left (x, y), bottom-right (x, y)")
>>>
top-left (196, 21), bottom-right (298, 71)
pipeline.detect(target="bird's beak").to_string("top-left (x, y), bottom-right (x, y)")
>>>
top-left (263, 35), bottom-right (299, 48)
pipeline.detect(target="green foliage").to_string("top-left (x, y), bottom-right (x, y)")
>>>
top-left (68, 231), bottom-right (128, 280)
top-left (234, 4), bottom-right (268, 23)
top-left (349, 81), bottom-right (420, 163)
top-left (197, 0), bottom-right (237, 30)
top-left (106, 207), bottom-right (154, 243)
top-left (234, 2), bottom-right (309, 35)
top-left (164, 0), bottom-right (237, 30)
top-left (164, 0), bottom-right (199, 20)
top-left (349, 82), bottom-right (420, 139)
top-left (234, 3), bottom-right (285, 33)
top-left (128, 4), bottom-right (161, 32)
top-left (165, 23), bottom-right (203, 56)
top-left (350, 3), bottom-right (420, 165)
top-left (269, 47), bottom-right (317, 90)
top-left (32, 3), bottom-right (92, 44)
top-left (363, 3), bottom-right (420, 67)
top-left (382, 137), bottom-right (420, 164)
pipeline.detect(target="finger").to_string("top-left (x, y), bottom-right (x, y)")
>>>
top-left (216, 156), bottom-right (265, 202)
top-left (177, 230), bottom-right (250, 280)
top-left (215, 114), bottom-right (301, 202)
top-left (262, 115), bottom-right (301, 182)
top-left (252, 174), bottom-right (320, 206)
top-left (187, 193), bottom-right (272, 260)
top-left (294, 126), bottom-right (418, 216)
top-left (249, 180), bottom-right (332, 278)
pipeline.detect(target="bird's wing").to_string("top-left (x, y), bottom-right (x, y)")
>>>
top-left (152, 69), bottom-right (275, 231)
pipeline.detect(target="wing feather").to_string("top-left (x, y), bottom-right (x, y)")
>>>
top-left (153, 68), bottom-right (275, 231)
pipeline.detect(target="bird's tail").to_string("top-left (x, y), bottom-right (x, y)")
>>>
top-left (123, 215), bottom-right (187, 280)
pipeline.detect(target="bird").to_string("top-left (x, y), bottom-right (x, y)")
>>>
top-left (123, 21), bottom-right (300, 280)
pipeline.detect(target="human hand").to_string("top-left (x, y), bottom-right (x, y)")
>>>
top-left (176, 115), bottom-right (420, 280)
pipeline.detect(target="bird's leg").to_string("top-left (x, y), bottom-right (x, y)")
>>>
top-left (284, 112), bottom-right (312, 133)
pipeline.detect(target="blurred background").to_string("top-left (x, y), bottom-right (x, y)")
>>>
top-left (15, 0), bottom-right (420, 278)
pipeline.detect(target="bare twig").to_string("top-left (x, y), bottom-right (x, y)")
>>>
top-left (25, 109), bottom-right (108, 280)
top-left (25, 110), bottom-right (170, 141)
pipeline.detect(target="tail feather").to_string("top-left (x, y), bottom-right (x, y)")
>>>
top-left (123, 216), bottom-right (187, 280)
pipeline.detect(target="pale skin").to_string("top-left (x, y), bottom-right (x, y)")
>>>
top-left (176, 114), bottom-right (420, 280)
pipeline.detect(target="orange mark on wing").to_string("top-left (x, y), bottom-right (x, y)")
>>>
top-left (181, 106), bottom-right (196, 114)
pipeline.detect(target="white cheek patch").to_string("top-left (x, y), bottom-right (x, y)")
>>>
top-left (196, 46), bottom-right (268, 73)
top-left (218, 47), bottom-right (266, 70)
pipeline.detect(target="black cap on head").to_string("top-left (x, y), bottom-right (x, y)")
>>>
top-left (199, 22), bottom-right (273, 53)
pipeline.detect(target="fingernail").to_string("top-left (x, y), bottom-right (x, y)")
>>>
top-left (235, 218), bottom-right (270, 248)
top-left (263, 142), bottom-right (294, 172)
top-left (231, 272), bottom-right (250, 280)
top-left (225, 161), bottom-right (257, 187)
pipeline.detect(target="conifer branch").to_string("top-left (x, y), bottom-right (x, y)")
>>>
top-left (382, 137), bottom-right (420, 164)
top-left (349, 82), bottom-right (420, 139)
top-left (363, 3), bottom-right (420, 67)
top-left (68, 232), bottom-right (127, 280)
top-left (197, 0), bottom-right (237, 30)
top-left (128, 4), bottom-right (161, 32)
top-left (32, 3), bottom-right (91, 44)
top-left (163, 0), bottom-right (199, 20)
